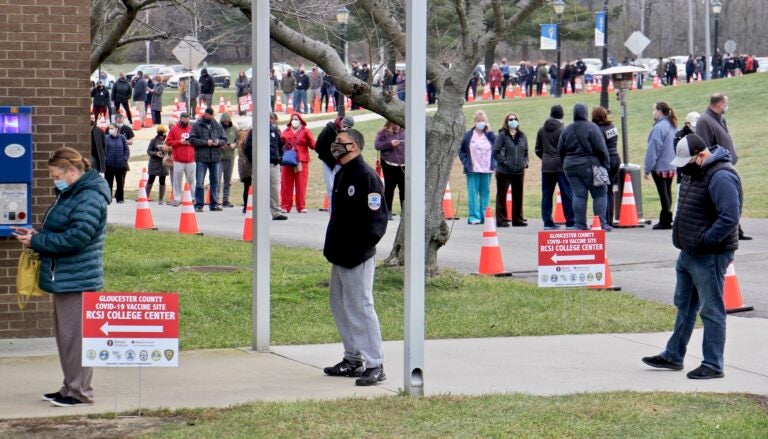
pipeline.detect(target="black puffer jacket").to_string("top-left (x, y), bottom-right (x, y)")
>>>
top-left (535, 118), bottom-right (563, 173)
top-left (493, 129), bottom-right (528, 174)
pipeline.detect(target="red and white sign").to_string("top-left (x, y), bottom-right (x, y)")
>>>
top-left (82, 292), bottom-right (179, 367)
top-left (537, 230), bottom-right (606, 287)
top-left (238, 95), bottom-right (252, 113)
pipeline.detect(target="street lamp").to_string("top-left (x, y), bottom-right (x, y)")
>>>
top-left (336, 6), bottom-right (350, 116)
top-left (712, 0), bottom-right (722, 79)
top-left (553, 0), bottom-right (565, 97)
top-left (599, 0), bottom-right (610, 109)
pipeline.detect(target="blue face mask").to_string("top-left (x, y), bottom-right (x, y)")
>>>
top-left (54, 179), bottom-right (69, 191)
top-left (723, 105), bottom-right (729, 113)
top-left (475, 122), bottom-right (486, 131)
top-left (507, 119), bottom-right (519, 129)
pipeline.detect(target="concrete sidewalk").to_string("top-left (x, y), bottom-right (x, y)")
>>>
top-left (2, 316), bottom-right (766, 419)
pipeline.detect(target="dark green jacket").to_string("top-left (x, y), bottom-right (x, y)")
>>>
top-left (31, 170), bottom-right (111, 293)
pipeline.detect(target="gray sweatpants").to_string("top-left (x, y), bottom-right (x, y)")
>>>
top-left (329, 257), bottom-right (384, 368)
top-left (54, 293), bottom-right (94, 403)
top-left (173, 161), bottom-right (196, 202)
top-left (218, 158), bottom-right (234, 203)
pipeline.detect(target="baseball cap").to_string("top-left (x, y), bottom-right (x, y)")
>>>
top-left (685, 111), bottom-right (701, 128)
top-left (670, 134), bottom-right (708, 167)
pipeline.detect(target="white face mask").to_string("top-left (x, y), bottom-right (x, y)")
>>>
top-left (722, 104), bottom-right (729, 113)
top-left (291, 119), bottom-right (300, 129)
top-left (475, 122), bottom-right (486, 131)
top-left (109, 128), bottom-right (118, 136)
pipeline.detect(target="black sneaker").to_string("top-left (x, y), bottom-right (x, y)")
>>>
top-left (687, 365), bottom-right (724, 380)
top-left (272, 215), bottom-right (288, 221)
top-left (641, 354), bottom-right (683, 371)
top-left (42, 391), bottom-right (63, 402)
top-left (324, 359), bottom-right (364, 377)
top-left (195, 207), bottom-right (204, 213)
top-left (222, 202), bottom-right (234, 208)
top-left (356, 365), bottom-right (386, 386)
top-left (50, 396), bottom-right (92, 407)
top-left (210, 206), bottom-right (223, 212)
top-left (497, 221), bottom-right (511, 228)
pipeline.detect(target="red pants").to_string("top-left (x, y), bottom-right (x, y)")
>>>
top-left (92, 106), bottom-right (108, 122)
top-left (280, 161), bottom-right (309, 212)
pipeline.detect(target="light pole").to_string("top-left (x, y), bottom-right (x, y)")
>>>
top-left (712, 0), bottom-right (722, 79)
top-left (553, 0), bottom-right (565, 97)
top-left (599, 0), bottom-right (609, 109)
top-left (336, 6), bottom-right (350, 116)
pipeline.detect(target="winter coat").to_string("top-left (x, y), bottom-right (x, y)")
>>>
top-left (558, 103), bottom-right (609, 171)
top-left (90, 126), bottom-right (106, 174)
top-left (150, 83), bottom-right (164, 112)
top-left (535, 118), bottom-right (564, 173)
top-left (644, 116), bottom-right (677, 174)
top-left (91, 86), bottom-right (110, 107)
top-left (459, 128), bottom-right (497, 173)
top-left (104, 132), bottom-right (129, 169)
top-left (281, 114), bottom-right (316, 163)
top-left (374, 128), bottom-right (406, 166)
top-left (493, 129), bottom-right (528, 175)
top-left (147, 135), bottom-right (169, 177)
top-left (281, 74), bottom-right (296, 94)
top-left (189, 117), bottom-right (227, 162)
top-left (296, 72), bottom-right (310, 91)
top-left (166, 122), bottom-right (194, 163)
top-left (597, 123), bottom-right (621, 172)
top-left (132, 76), bottom-right (147, 101)
top-left (695, 108), bottom-right (737, 165)
top-left (112, 78), bottom-right (132, 102)
top-left (30, 170), bottom-right (110, 294)
top-left (487, 68), bottom-right (502, 88)
top-left (189, 78), bottom-right (200, 99)
top-left (235, 75), bottom-right (250, 97)
top-left (219, 112), bottom-right (238, 161)
top-left (199, 72), bottom-right (215, 95)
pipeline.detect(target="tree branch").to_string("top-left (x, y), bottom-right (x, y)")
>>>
top-left (117, 32), bottom-right (171, 47)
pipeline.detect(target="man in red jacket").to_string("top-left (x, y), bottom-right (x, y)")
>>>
top-left (166, 112), bottom-right (195, 206)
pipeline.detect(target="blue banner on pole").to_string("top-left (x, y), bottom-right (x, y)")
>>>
top-left (595, 12), bottom-right (606, 47)
top-left (541, 24), bottom-right (557, 50)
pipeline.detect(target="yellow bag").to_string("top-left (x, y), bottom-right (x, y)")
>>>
top-left (16, 250), bottom-right (47, 310)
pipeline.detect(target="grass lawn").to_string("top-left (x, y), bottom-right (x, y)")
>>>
top-left (104, 227), bottom-right (676, 350)
top-left (137, 392), bottom-right (768, 438)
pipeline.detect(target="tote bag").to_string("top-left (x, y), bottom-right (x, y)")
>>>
top-left (16, 250), bottom-right (47, 310)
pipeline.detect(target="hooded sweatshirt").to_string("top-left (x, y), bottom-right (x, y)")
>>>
top-left (535, 118), bottom-right (564, 173)
top-left (281, 113), bottom-right (316, 163)
top-left (166, 121), bottom-right (194, 163)
top-left (558, 103), bottom-right (609, 170)
top-left (219, 112), bottom-right (238, 161)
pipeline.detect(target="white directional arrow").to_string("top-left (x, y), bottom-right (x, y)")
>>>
top-left (551, 253), bottom-right (596, 264)
top-left (100, 322), bottom-right (163, 336)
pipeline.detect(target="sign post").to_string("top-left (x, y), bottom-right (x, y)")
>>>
top-left (538, 230), bottom-right (606, 288)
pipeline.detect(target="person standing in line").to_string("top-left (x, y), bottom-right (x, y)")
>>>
top-left (396, 70), bottom-right (406, 101)
top-left (644, 102), bottom-right (679, 230)
top-left (280, 112), bottom-right (316, 213)
top-left (536, 105), bottom-right (574, 230)
top-left (189, 108), bottom-right (227, 212)
top-left (321, 72), bottom-right (336, 112)
top-left (188, 76), bottom-right (200, 116)
top-left (558, 103), bottom-right (610, 230)
top-left (487, 64), bottom-right (501, 99)
top-left (315, 115), bottom-right (356, 208)
top-left (131, 71), bottom-right (147, 125)
top-left (145, 125), bottom-right (169, 204)
top-left (235, 70), bottom-right (250, 116)
top-left (103, 122), bottom-right (130, 204)
top-left (322, 128), bottom-right (389, 387)
top-left (308, 66), bottom-right (323, 113)
top-left (695, 93), bottom-right (751, 240)
top-left (492, 112), bottom-right (529, 227)
top-left (591, 106), bottom-right (620, 227)
top-left (149, 75), bottom-right (164, 125)
top-left (242, 113), bottom-right (287, 219)
top-left (90, 118), bottom-right (106, 176)
top-left (499, 58), bottom-right (511, 99)
top-left (90, 81), bottom-right (110, 123)
top-left (144, 75), bottom-right (154, 118)
top-left (198, 68), bottom-right (215, 110)
top-left (281, 69), bottom-right (296, 110)
top-left (642, 134), bottom-right (742, 380)
top-left (111, 72), bottom-right (133, 124)
top-left (459, 109), bottom-right (497, 225)
top-left (269, 69), bottom-right (279, 112)
top-left (294, 68), bottom-right (310, 113)
top-left (166, 112), bottom-right (195, 207)
top-left (15, 147), bottom-right (110, 407)
top-left (374, 121), bottom-right (406, 219)
top-left (218, 112), bottom-right (238, 208)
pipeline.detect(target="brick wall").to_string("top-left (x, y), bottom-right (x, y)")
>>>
top-left (0, 0), bottom-right (91, 338)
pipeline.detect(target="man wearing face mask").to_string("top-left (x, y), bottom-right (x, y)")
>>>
top-left (294, 68), bottom-right (310, 113)
top-left (695, 93), bottom-right (751, 240)
top-left (189, 108), bottom-right (227, 211)
top-left (167, 112), bottom-right (195, 206)
top-left (642, 134), bottom-right (742, 380)
top-left (90, 81), bottom-right (110, 123)
top-left (323, 129), bottom-right (389, 386)
top-left (104, 123), bottom-right (130, 203)
top-left (114, 114), bottom-right (134, 147)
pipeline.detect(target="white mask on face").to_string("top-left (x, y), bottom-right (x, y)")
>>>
top-left (475, 122), bottom-right (486, 131)
top-left (291, 119), bottom-right (300, 129)
top-left (109, 128), bottom-right (118, 136)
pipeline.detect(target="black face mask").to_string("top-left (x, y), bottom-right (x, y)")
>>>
top-left (678, 163), bottom-right (701, 176)
top-left (180, 121), bottom-right (188, 128)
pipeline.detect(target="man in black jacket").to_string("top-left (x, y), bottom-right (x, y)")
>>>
top-left (322, 129), bottom-right (388, 387)
top-left (198, 68), bottom-right (215, 110)
top-left (111, 72), bottom-right (133, 124)
top-left (188, 108), bottom-right (227, 211)
top-left (91, 81), bottom-right (110, 123)
top-left (535, 105), bottom-right (574, 229)
top-left (245, 113), bottom-right (287, 219)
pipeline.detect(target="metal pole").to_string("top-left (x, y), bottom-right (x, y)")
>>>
top-left (619, 89), bottom-right (629, 165)
top-left (599, 0), bottom-right (609, 109)
top-left (404, 0), bottom-right (426, 397)
top-left (556, 15), bottom-right (562, 97)
top-left (252, 0), bottom-right (271, 352)
top-left (705, 4), bottom-right (712, 80)
top-left (338, 23), bottom-right (346, 117)
top-left (687, 0), bottom-right (694, 56)
top-left (713, 14), bottom-right (720, 79)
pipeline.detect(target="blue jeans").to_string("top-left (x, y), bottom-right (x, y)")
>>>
top-left (466, 173), bottom-right (492, 223)
top-left (293, 89), bottom-right (308, 113)
top-left (195, 161), bottom-right (220, 209)
top-left (662, 250), bottom-right (733, 372)
top-left (541, 172), bottom-right (575, 228)
top-left (564, 164), bottom-right (607, 230)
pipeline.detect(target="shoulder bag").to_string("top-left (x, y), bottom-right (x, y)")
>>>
top-left (16, 250), bottom-right (47, 310)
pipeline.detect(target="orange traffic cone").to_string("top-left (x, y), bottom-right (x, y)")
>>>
top-left (327, 96), bottom-right (335, 113)
top-left (218, 96), bottom-right (225, 113)
top-left (443, 182), bottom-right (459, 220)
top-left (276, 93), bottom-right (284, 112)
top-left (477, 207), bottom-right (511, 276)
top-left (608, 80), bottom-right (614, 92)
top-left (514, 85), bottom-right (523, 98)
top-left (132, 107), bottom-right (142, 130)
top-left (242, 186), bottom-right (253, 242)
top-left (506, 84), bottom-right (514, 99)
top-left (167, 186), bottom-right (174, 203)
top-left (653, 76), bottom-right (661, 89)
top-left (588, 216), bottom-right (621, 290)
top-left (320, 193), bottom-right (330, 212)
top-left (134, 184), bottom-right (157, 230)
top-left (204, 186), bottom-right (211, 206)
top-left (174, 96), bottom-right (179, 111)
top-left (178, 183), bottom-right (202, 235)
top-left (198, 99), bottom-right (206, 117)
top-left (505, 187), bottom-right (513, 222)
top-left (616, 174), bottom-right (641, 228)
top-left (554, 189), bottom-right (566, 224)
top-left (143, 110), bottom-right (153, 128)
top-left (286, 95), bottom-right (294, 114)
top-left (313, 96), bottom-right (321, 114)
top-left (482, 85), bottom-right (490, 100)
top-left (139, 167), bottom-right (148, 193)
top-left (467, 87), bottom-right (475, 102)
top-left (724, 262), bottom-right (753, 313)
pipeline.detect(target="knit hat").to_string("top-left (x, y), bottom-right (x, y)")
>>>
top-left (550, 105), bottom-right (564, 120)
top-left (670, 134), bottom-right (708, 167)
top-left (342, 115), bottom-right (355, 128)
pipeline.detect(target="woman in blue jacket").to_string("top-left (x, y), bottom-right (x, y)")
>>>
top-left (644, 102), bottom-right (678, 229)
top-left (459, 110), bottom-right (496, 224)
top-left (104, 123), bottom-right (130, 203)
top-left (15, 147), bottom-right (111, 407)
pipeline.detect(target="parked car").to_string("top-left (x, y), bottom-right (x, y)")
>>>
top-left (756, 57), bottom-right (768, 73)
top-left (166, 71), bottom-right (196, 89)
top-left (90, 69), bottom-right (115, 89)
top-left (204, 67), bottom-right (231, 88)
top-left (126, 64), bottom-right (167, 81)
